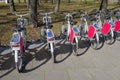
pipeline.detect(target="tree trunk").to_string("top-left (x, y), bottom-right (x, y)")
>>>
top-left (84, 0), bottom-right (87, 4)
top-left (37, 0), bottom-right (40, 6)
top-left (27, 0), bottom-right (30, 8)
top-left (54, 0), bottom-right (60, 12)
top-left (51, 0), bottom-right (54, 4)
top-left (9, 0), bottom-right (16, 13)
top-left (24, 0), bottom-right (26, 3)
top-left (29, 0), bottom-right (38, 28)
top-left (18, 0), bottom-right (20, 3)
top-left (118, 0), bottom-right (120, 4)
top-left (68, 0), bottom-right (70, 3)
top-left (99, 0), bottom-right (108, 11)
top-left (45, 0), bottom-right (48, 3)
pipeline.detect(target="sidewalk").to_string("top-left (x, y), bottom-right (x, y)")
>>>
top-left (0, 41), bottom-right (120, 80)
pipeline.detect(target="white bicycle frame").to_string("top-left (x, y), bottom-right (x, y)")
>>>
top-left (79, 14), bottom-right (89, 33)
top-left (42, 13), bottom-right (55, 53)
top-left (104, 17), bottom-right (114, 38)
top-left (91, 12), bottom-right (102, 42)
top-left (65, 13), bottom-right (73, 38)
top-left (10, 32), bottom-right (21, 63)
top-left (14, 13), bottom-right (29, 48)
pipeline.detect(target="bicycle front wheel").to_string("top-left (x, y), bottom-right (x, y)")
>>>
top-left (104, 29), bottom-right (114, 45)
top-left (72, 39), bottom-right (78, 56)
top-left (115, 31), bottom-right (120, 41)
top-left (15, 53), bottom-right (23, 73)
top-left (90, 33), bottom-right (99, 50)
top-left (50, 43), bottom-right (55, 63)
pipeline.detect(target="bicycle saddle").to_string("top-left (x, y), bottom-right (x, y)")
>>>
top-left (70, 20), bottom-right (77, 25)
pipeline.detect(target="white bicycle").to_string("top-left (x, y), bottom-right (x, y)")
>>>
top-left (10, 13), bottom-right (28, 72)
top-left (40, 12), bottom-right (56, 63)
top-left (78, 11), bottom-right (89, 39)
top-left (88, 11), bottom-right (103, 49)
top-left (61, 12), bottom-right (80, 55)
top-left (114, 10), bottom-right (120, 41)
top-left (101, 10), bottom-right (115, 45)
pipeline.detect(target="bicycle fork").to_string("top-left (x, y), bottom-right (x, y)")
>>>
top-left (14, 50), bottom-right (18, 63)
top-left (95, 33), bottom-right (99, 43)
top-left (50, 42), bottom-right (54, 53)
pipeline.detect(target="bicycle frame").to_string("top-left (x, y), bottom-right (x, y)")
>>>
top-left (78, 13), bottom-right (89, 35)
top-left (102, 15), bottom-right (114, 37)
top-left (65, 13), bottom-right (73, 39)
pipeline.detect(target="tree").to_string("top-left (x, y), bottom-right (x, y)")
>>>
top-left (29, 0), bottom-right (38, 27)
top-left (54, 0), bottom-right (60, 12)
top-left (24, 0), bottom-right (26, 3)
top-left (51, 0), bottom-right (54, 4)
top-left (18, 0), bottom-right (20, 3)
top-left (9, 0), bottom-right (16, 13)
top-left (27, 0), bottom-right (30, 8)
top-left (68, 0), bottom-right (70, 3)
top-left (99, 0), bottom-right (108, 11)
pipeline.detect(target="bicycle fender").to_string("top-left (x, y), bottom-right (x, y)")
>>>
top-left (101, 23), bottom-right (111, 35)
top-left (88, 25), bottom-right (95, 39)
top-left (69, 29), bottom-right (75, 43)
top-left (114, 21), bottom-right (120, 32)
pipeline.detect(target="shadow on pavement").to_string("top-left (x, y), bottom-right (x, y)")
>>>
top-left (22, 44), bottom-right (51, 73)
top-left (0, 53), bottom-right (15, 78)
top-left (54, 39), bottom-right (73, 63)
top-left (77, 39), bottom-right (90, 56)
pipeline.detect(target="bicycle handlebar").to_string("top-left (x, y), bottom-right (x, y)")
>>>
top-left (39, 11), bottom-right (55, 15)
top-left (12, 12), bottom-right (29, 17)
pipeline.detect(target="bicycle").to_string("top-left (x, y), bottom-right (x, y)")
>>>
top-left (40, 12), bottom-right (56, 63)
top-left (114, 10), bottom-right (120, 41)
top-left (60, 12), bottom-right (80, 55)
top-left (10, 12), bottom-right (28, 72)
top-left (78, 11), bottom-right (89, 39)
top-left (101, 10), bottom-right (115, 45)
top-left (88, 11), bottom-right (103, 49)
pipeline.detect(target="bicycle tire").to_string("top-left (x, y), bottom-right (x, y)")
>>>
top-left (90, 33), bottom-right (99, 50)
top-left (15, 54), bottom-right (23, 73)
top-left (72, 39), bottom-right (78, 56)
top-left (115, 31), bottom-right (120, 41)
top-left (50, 43), bottom-right (55, 63)
top-left (104, 30), bottom-right (114, 45)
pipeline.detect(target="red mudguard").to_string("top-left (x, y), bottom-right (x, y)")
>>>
top-left (114, 21), bottom-right (120, 32)
top-left (88, 25), bottom-right (95, 39)
top-left (69, 29), bottom-right (74, 43)
top-left (101, 23), bottom-right (111, 35)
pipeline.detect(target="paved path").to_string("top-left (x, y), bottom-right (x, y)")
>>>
top-left (0, 40), bottom-right (120, 80)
